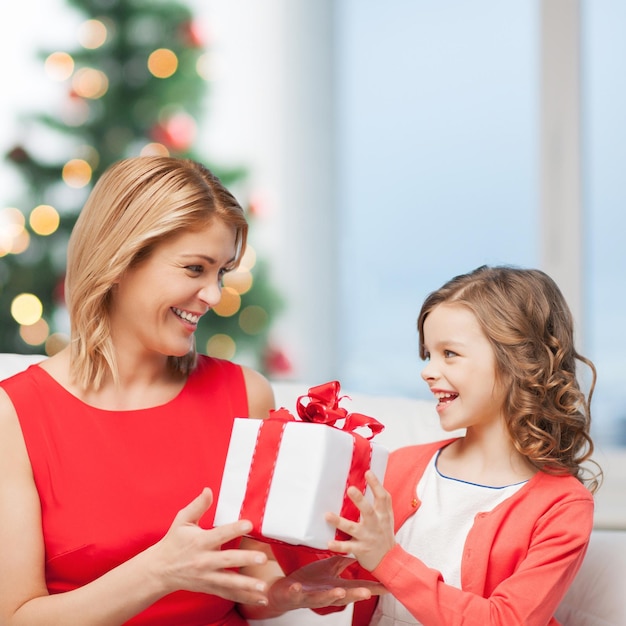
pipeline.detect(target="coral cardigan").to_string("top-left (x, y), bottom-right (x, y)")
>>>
top-left (275, 439), bottom-right (594, 626)
top-left (351, 440), bottom-right (595, 626)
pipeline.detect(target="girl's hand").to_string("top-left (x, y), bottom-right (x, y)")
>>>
top-left (326, 470), bottom-right (396, 571)
top-left (266, 555), bottom-right (386, 613)
top-left (149, 488), bottom-right (270, 606)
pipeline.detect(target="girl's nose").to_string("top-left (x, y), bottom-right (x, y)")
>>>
top-left (421, 359), bottom-right (437, 382)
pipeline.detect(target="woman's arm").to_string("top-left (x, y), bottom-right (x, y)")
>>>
top-left (0, 390), bottom-right (271, 626)
top-left (241, 365), bottom-right (275, 420)
top-left (239, 539), bottom-right (382, 620)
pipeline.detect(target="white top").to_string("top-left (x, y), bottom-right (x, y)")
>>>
top-left (371, 450), bottom-right (527, 626)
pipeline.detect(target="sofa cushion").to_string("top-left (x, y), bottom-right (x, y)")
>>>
top-left (554, 529), bottom-right (626, 626)
top-left (0, 353), bottom-right (46, 380)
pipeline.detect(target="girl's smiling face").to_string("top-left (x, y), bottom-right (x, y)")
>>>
top-left (109, 218), bottom-right (237, 360)
top-left (420, 303), bottom-right (507, 433)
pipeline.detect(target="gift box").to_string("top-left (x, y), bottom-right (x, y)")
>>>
top-left (214, 381), bottom-right (389, 551)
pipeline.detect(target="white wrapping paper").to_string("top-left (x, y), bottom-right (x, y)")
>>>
top-left (214, 417), bottom-right (389, 550)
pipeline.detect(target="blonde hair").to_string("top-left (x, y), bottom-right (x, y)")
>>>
top-left (65, 156), bottom-right (248, 390)
top-left (417, 265), bottom-right (601, 493)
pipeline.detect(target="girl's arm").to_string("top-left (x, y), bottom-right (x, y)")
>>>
top-left (0, 390), bottom-right (270, 626)
top-left (328, 470), bottom-right (593, 626)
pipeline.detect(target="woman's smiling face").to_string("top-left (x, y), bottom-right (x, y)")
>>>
top-left (420, 303), bottom-right (507, 433)
top-left (109, 218), bottom-right (237, 359)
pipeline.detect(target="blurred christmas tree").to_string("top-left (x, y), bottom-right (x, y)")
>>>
top-left (0, 0), bottom-right (288, 374)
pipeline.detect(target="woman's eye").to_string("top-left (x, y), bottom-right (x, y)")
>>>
top-left (218, 268), bottom-right (230, 286)
top-left (186, 265), bottom-right (204, 274)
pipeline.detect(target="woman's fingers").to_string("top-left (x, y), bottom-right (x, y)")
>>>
top-left (173, 487), bottom-right (213, 525)
top-left (155, 490), bottom-right (270, 598)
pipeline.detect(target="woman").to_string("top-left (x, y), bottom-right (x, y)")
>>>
top-left (0, 157), bottom-right (373, 625)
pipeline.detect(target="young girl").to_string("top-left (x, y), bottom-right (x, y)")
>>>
top-left (326, 265), bottom-right (602, 626)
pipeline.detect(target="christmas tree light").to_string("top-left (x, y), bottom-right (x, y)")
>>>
top-left (1, 0), bottom-right (284, 373)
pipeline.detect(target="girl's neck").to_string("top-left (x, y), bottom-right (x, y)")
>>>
top-left (439, 429), bottom-right (537, 487)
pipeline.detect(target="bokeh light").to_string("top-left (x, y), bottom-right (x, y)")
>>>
top-left (44, 52), bottom-right (75, 81)
top-left (61, 96), bottom-right (90, 126)
top-left (20, 318), bottom-right (50, 346)
top-left (140, 142), bottom-right (170, 157)
top-left (45, 333), bottom-right (70, 356)
top-left (206, 334), bottom-right (236, 360)
top-left (155, 111), bottom-right (197, 151)
top-left (72, 67), bottom-right (109, 99)
top-left (148, 48), bottom-right (178, 78)
top-left (239, 245), bottom-right (257, 271)
top-left (11, 293), bottom-right (43, 326)
top-left (212, 287), bottom-right (241, 317)
top-left (78, 19), bottom-right (108, 49)
top-left (0, 207), bottom-right (25, 255)
top-left (29, 204), bottom-right (60, 236)
top-left (9, 229), bottom-right (30, 255)
top-left (239, 305), bottom-right (269, 335)
top-left (223, 269), bottom-right (253, 295)
top-left (76, 144), bottom-right (100, 169)
top-left (62, 159), bottom-right (92, 188)
top-left (196, 52), bottom-right (212, 80)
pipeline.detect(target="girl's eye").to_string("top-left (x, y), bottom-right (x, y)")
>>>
top-left (443, 349), bottom-right (457, 358)
top-left (422, 351), bottom-right (431, 361)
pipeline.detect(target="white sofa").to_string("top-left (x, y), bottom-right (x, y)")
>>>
top-left (1, 355), bottom-right (624, 625)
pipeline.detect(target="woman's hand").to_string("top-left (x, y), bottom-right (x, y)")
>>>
top-left (326, 470), bottom-right (396, 571)
top-left (149, 488), bottom-right (270, 606)
top-left (265, 555), bottom-right (386, 614)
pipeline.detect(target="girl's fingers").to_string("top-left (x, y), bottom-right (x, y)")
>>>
top-left (327, 537), bottom-right (352, 554)
top-left (365, 471), bottom-right (393, 509)
top-left (365, 469), bottom-right (383, 491)
top-left (325, 511), bottom-right (356, 537)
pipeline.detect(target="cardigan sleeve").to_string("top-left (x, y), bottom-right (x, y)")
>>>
top-left (369, 485), bottom-right (593, 626)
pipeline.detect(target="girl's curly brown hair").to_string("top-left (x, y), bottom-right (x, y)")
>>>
top-left (417, 265), bottom-right (602, 493)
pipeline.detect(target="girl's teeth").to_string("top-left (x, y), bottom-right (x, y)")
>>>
top-left (436, 392), bottom-right (458, 403)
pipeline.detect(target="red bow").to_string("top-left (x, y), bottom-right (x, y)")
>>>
top-left (270, 381), bottom-right (384, 441)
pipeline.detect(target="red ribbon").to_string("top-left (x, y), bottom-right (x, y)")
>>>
top-left (238, 381), bottom-right (385, 546)
top-left (295, 381), bottom-right (385, 440)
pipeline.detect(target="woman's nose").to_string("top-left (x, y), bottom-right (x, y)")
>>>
top-left (199, 281), bottom-right (223, 308)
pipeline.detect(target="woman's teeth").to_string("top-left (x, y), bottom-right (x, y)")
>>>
top-left (172, 307), bottom-right (200, 324)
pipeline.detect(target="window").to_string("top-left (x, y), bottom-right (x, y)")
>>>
top-left (583, 0), bottom-right (626, 445)
top-left (336, 0), bottom-right (538, 397)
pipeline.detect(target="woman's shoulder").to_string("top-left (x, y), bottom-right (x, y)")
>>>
top-left (191, 355), bottom-right (273, 419)
top-left (0, 383), bottom-right (30, 474)
top-left (0, 361), bottom-right (44, 394)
